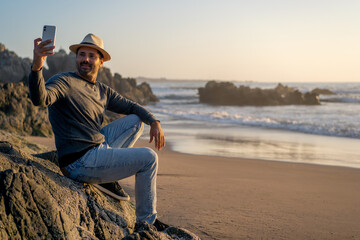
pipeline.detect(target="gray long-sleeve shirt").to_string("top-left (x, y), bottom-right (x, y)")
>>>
top-left (28, 70), bottom-right (157, 166)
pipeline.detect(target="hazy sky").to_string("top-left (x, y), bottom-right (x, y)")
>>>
top-left (1, 0), bottom-right (360, 82)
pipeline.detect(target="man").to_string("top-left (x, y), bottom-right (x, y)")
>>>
top-left (28, 33), bottom-right (168, 230)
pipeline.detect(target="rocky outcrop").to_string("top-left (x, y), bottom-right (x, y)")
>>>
top-left (0, 134), bottom-right (200, 240)
top-left (0, 43), bottom-right (32, 83)
top-left (43, 49), bottom-right (76, 79)
top-left (310, 88), bottom-right (335, 95)
top-left (113, 73), bottom-right (159, 104)
top-left (199, 81), bottom-right (320, 106)
top-left (0, 82), bottom-right (52, 136)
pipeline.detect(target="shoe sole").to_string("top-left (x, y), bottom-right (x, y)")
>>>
top-left (93, 184), bottom-right (130, 201)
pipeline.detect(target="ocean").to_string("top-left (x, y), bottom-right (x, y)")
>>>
top-left (138, 80), bottom-right (360, 169)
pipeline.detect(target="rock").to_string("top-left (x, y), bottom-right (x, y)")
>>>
top-left (0, 138), bottom-right (200, 240)
top-left (0, 129), bottom-right (50, 155)
top-left (310, 88), bottom-right (335, 95)
top-left (0, 43), bottom-right (31, 83)
top-left (198, 81), bottom-right (238, 106)
top-left (123, 221), bottom-right (200, 240)
top-left (0, 141), bottom-right (133, 240)
top-left (198, 81), bottom-right (321, 106)
top-left (0, 82), bottom-right (52, 137)
top-left (43, 49), bottom-right (76, 79)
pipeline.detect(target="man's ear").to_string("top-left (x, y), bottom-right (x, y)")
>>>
top-left (100, 58), bottom-right (104, 67)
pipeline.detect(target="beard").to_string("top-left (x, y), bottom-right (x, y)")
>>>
top-left (76, 61), bottom-right (97, 78)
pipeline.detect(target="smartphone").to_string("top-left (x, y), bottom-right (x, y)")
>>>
top-left (42, 25), bottom-right (56, 53)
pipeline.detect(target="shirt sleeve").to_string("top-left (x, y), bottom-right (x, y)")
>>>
top-left (105, 86), bottom-right (157, 125)
top-left (28, 69), bottom-right (69, 107)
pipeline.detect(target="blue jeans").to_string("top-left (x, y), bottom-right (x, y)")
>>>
top-left (64, 115), bottom-right (158, 224)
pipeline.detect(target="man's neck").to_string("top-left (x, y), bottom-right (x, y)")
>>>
top-left (75, 71), bottom-right (97, 84)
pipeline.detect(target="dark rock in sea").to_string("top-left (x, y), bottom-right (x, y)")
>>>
top-left (113, 73), bottom-right (159, 104)
top-left (198, 81), bottom-right (320, 106)
top-left (310, 88), bottom-right (335, 95)
top-left (0, 43), bottom-right (32, 83)
top-left (0, 138), bottom-right (200, 240)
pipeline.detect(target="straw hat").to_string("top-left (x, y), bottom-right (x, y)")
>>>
top-left (69, 33), bottom-right (111, 61)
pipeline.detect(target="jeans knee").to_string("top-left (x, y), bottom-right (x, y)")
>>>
top-left (144, 147), bottom-right (158, 169)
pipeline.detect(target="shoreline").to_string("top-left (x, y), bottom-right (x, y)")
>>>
top-left (153, 122), bottom-right (360, 169)
top-left (26, 136), bottom-right (360, 239)
top-left (165, 139), bottom-right (360, 170)
top-left (163, 138), bottom-right (360, 170)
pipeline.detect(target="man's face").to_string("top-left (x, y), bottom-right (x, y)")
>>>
top-left (76, 46), bottom-right (104, 81)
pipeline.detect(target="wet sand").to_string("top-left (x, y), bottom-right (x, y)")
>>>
top-left (26, 136), bottom-right (360, 239)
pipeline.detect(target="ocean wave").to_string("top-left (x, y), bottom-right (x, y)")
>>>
top-left (159, 94), bottom-right (198, 100)
top-left (320, 96), bottom-right (360, 103)
top-left (169, 86), bottom-right (199, 90)
top-left (150, 107), bottom-right (360, 139)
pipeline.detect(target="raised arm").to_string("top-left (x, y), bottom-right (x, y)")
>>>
top-left (29, 38), bottom-right (67, 107)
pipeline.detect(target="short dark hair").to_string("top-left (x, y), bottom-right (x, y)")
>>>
top-left (97, 50), bottom-right (104, 60)
top-left (76, 47), bottom-right (104, 60)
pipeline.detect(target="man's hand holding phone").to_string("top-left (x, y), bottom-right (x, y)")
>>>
top-left (32, 38), bottom-right (55, 71)
top-left (32, 25), bottom-right (57, 71)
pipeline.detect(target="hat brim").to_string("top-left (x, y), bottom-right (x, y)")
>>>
top-left (69, 44), bottom-right (111, 61)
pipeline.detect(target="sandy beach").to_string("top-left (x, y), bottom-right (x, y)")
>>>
top-left (26, 136), bottom-right (360, 240)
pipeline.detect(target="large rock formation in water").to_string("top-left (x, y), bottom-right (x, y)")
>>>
top-left (0, 131), bottom-right (200, 240)
top-left (199, 81), bottom-right (321, 106)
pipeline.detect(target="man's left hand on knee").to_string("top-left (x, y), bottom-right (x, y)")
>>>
top-left (149, 121), bottom-right (165, 151)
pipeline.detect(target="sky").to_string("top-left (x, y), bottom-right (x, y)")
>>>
top-left (1, 0), bottom-right (360, 82)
